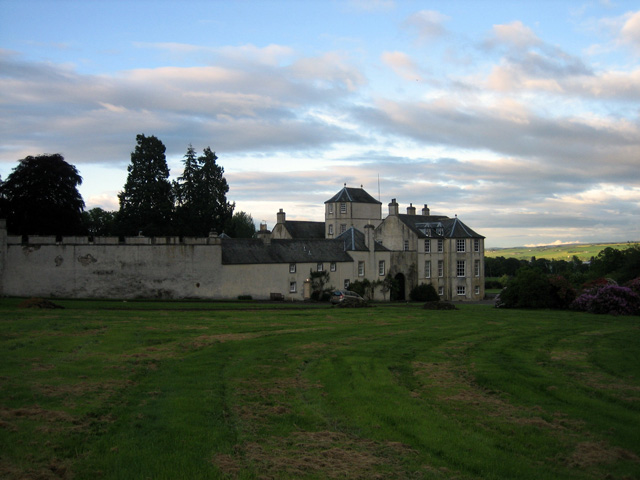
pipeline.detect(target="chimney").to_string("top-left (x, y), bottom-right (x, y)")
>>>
top-left (276, 208), bottom-right (286, 225)
top-left (364, 224), bottom-right (375, 252)
top-left (422, 204), bottom-right (430, 216)
top-left (407, 203), bottom-right (416, 215)
top-left (388, 198), bottom-right (399, 216)
top-left (257, 221), bottom-right (271, 244)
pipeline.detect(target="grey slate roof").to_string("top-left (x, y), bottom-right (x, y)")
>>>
top-left (221, 238), bottom-right (354, 265)
top-left (324, 186), bottom-right (381, 205)
top-left (397, 214), bottom-right (485, 239)
top-left (283, 221), bottom-right (325, 239)
top-left (336, 227), bottom-right (389, 252)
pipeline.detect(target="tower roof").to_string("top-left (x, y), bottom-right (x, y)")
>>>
top-left (324, 186), bottom-right (381, 205)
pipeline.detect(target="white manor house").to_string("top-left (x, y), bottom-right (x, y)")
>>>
top-left (0, 185), bottom-right (485, 301)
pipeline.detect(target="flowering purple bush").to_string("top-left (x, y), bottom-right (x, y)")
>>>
top-left (625, 277), bottom-right (640, 296)
top-left (572, 283), bottom-right (640, 316)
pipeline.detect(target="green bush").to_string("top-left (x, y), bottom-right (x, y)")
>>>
top-left (409, 283), bottom-right (439, 302)
top-left (497, 269), bottom-right (574, 309)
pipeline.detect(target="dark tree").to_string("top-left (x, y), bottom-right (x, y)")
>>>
top-left (82, 207), bottom-right (117, 237)
top-left (226, 211), bottom-right (256, 238)
top-left (173, 146), bottom-right (234, 236)
top-left (0, 153), bottom-right (85, 235)
top-left (175, 144), bottom-right (199, 206)
top-left (116, 134), bottom-right (174, 236)
top-left (173, 144), bottom-right (202, 236)
top-left (197, 147), bottom-right (234, 235)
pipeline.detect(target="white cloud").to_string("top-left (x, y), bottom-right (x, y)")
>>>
top-left (488, 21), bottom-right (541, 49)
top-left (403, 10), bottom-right (449, 42)
top-left (381, 51), bottom-right (423, 81)
top-left (620, 10), bottom-right (640, 52)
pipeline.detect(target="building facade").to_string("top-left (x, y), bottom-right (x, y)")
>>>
top-left (0, 186), bottom-right (485, 301)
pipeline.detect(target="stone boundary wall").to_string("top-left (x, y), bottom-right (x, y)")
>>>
top-left (0, 223), bottom-right (317, 301)
top-left (2, 239), bottom-right (227, 300)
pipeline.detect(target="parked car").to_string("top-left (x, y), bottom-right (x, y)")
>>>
top-left (330, 290), bottom-right (364, 304)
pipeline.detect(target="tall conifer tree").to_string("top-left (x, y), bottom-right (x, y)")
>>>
top-left (173, 146), bottom-right (234, 236)
top-left (116, 134), bottom-right (174, 236)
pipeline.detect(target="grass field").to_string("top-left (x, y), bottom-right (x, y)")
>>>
top-left (485, 242), bottom-right (637, 261)
top-left (1, 299), bottom-right (639, 479)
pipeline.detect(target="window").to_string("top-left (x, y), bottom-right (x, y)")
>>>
top-left (457, 285), bottom-right (466, 296)
top-left (424, 239), bottom-right (430, 253)
top-left (340, 224), bottom-right (346, 234)
top-left (425, 260), bottom-right (431, 278)
top-left (329, 204), bottom-right (334, 214)
top-left (437, 239), bottom-right (444, 252)
top-left (289, 263), bottom-right (296, 273)
top-left (317, 263), bottom-right (324, 272)
top-left (358, 261), bottom-right (365, 276)
top-left (330, 262), bottom-right (336, 272)
top-left (328, 224), bottom-right (334, 235)
top-left (344, 279), bottom-right (350, 289)
top-left (438, 260), bottom-right (444, 277)
top-left (474, 239), bottom-right (480, 252)
top-left (475, 285), bottom-right (480, 295)
top-left (404, 240), bottom-right (409, 251)
top-left (379, 260), bottom-right (385, 276)
top-left (457, 239), bottom-right (465, 252)
top-left (290, 281), bottom-right (297, 293)
top-left (474, 259), bottom-right (480, 277)
top-left (457, 260), bottom-right (465, 277)
top-left (340, 202), bottom-right (347, 213)
top-left (438, 286), bottom-right (444, 296)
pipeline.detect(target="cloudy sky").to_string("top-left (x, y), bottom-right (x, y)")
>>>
top-left (1, 0), bottom-right (639, 247)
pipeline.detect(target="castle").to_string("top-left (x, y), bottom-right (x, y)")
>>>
top-left (0, 185), bottom-right (485, 301)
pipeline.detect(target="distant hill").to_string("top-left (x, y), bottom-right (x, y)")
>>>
top-left (485, 242), bottom-right (639, 261)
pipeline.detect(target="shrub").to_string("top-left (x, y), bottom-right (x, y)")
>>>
top-left (349, 279), bottom-right (370, 299)
top-left (572, 284), bottom-right (640, 315)
top-left (311, 289), bottom-right (332, 302)
top-left (237, 295), bottom-right (252, 301)
top-left (625, 277), bottom-right (640, 296)
top-left (498, 268), bottom-right (555, 309)
top-left (548, 275), bottom-right (576, 308)
top-left (409, 283), bottom-right (439, 302)
top-left (497, 270), bottom-right (575, 309)
top-left (423, 301), bottom-right (456, 310)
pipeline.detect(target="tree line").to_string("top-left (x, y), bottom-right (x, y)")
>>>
top-left (491, 245), bottom-right (640, 314)
top-left (486, 246), bottom-right (640, 286)
top-left (0, 134), bottom-right (256, 239)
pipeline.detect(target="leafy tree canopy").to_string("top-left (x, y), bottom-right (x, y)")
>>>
top-left (226, 211), bottom-right (256, 238)
top-left (0, 153), bottom-right (85, 235)
top-left (82, 207), bottom-right (117, 237)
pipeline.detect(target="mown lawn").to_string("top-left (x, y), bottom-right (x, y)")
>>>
top-left (1, 299), bottom-right (639, 479)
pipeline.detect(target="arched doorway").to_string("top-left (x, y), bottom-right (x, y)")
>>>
top-left (392, 273), bottom-right (406, 301)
